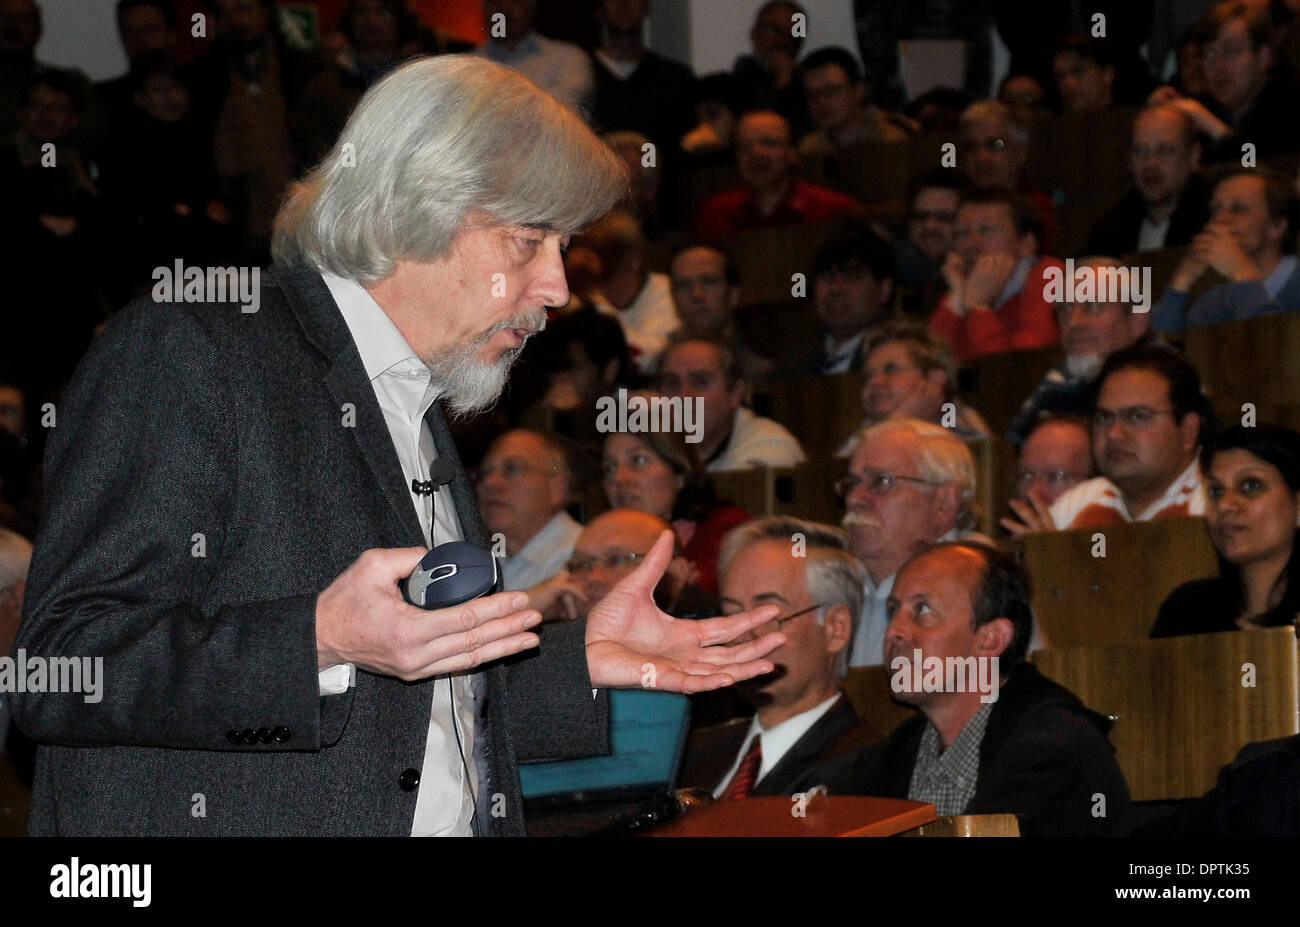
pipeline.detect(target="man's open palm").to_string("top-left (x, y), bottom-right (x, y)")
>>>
top-left (585, 531), bottom-right (785, 693)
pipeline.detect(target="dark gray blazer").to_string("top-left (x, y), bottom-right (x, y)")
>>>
top-left (9, 263), bottom-right (609, 836)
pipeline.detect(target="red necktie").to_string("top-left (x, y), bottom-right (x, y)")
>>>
top-left (721, 736), bottom-right (763, 800)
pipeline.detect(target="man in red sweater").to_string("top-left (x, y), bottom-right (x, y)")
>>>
top-left (694, 109), bottom-right (861, 238)
top-left (928, 188), bottom-right (1062, 363)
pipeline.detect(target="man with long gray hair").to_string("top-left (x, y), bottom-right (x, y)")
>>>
top-left (11, 56), bottom-right (785, 837)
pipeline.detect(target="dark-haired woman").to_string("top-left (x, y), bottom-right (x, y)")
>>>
top-left (1152, 424), bottom-right (1300, 637)
top-left (601, 429), bottom-right (749, 595)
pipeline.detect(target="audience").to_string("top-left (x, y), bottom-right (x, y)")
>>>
top-left (96, 0), bottom-right (177, 131)
top-left (678, 517), bottom-right (879, 798)
top-left (1011, 346), bottom-right (1209, 534)
top-left (1051, 34), bottom-right (1118, 114)
top-left (476, 429), bottom-right (580, 592)
top-left (1085, 103), bottom-right (1210, 257)
top-left (1008, 255), bottom-right (1152, 444)
top-left (297, 0), bottom-right (469, 164)
top-left (694, 109), bottom-right (861, 238)
top-left (668, 243), bottom-right (769, 382)
top-left (730, 1), bottom-right (809, 135)
top-left (1153, 424), bottom-right (1300, 638)
top-left (656, 335), bottom-right (805, 472)
top-left (530, 508), bottom-right (712, 621)
top-left (582, 210), bottom-right (681, 372)
top-left (591, 0), bottom-right (694, 161)
top-left (472, 0), bottom-right (593, 116)
top-left (774, 223), bottom-right (896, 377)
top-left (896, 168), bottom-right (970, 292)
top-left (839, 322), bottom-right (990, 456)
top-left (928, 188), bottom-right (1062, 362)
top-left (796, 46), bottom-right (916, 158)
top-left (855, 541), bottom-right (1133, 835)
top-left (601, 428), bottom-right (750, 594)
top-left (1152, 167), bottom-right (1300, 331)
top-left (840, 419), bottom-right (984, 667)
top-left (1003, 415), bottom-right (1097, 534)
top-left (1151, 1), bottom-right (1300, 162)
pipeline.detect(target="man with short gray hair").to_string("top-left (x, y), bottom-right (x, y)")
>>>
top-left (12, 56), bottom-right (786, 837)
top-left (678, 517), bottom-right (880, 798)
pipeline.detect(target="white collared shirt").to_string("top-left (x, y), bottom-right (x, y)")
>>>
top-left (820, 330), bottom-right (866, 375)
top-left (711, 694), bottom-right (842, 798)
top-left (502, 510), bottom-right (582, 591)
top-left (322, 273), bottom-right (478, 837)
top-left (705, 407), bottom-right (807, 473)
top-left (594, 272), bottom-right (681, 372)
top-left (1051, 458), bottom-right (1205, 529)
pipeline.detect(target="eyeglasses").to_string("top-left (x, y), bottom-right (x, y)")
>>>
top-left (835, 469), bottom-right (942, 499)
top-left (969, 137), bottom-right (1007, 153)
top-left (1092, 407), bottom-right (1176, 429)
top-left (1016, 469), bottom-right (1089, 491)
top-left (565, 551), bottom-right (645, 574)
top-left (734, 602), bottom-right (830, 637)
top-left (475, 460), bottom-right (558, 482)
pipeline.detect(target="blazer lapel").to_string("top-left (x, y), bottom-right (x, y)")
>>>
top-left (756, 697), bottom-right (852, 795)
top-left (275, 263), bottom-right (424, 545)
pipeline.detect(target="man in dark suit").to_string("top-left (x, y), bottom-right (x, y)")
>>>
top-left (853, 541), bottom-right (1132, 835)
top-left (771, 223), bottom-right (895, 379)
top-left (1085, 103), bottom-right (1209, 257)
top-left (679, 517), bottom-right (880, 797)
top-left (8, 56), bottom-right (784, 837)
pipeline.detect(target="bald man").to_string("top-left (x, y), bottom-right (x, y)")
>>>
top-left (526, 509), bottom-right (714, 621)
top-left (1085, 104), bottom-right (1209, 256)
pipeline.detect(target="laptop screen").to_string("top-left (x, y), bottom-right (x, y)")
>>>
top-left (518, 690), bottom-right (691, 800)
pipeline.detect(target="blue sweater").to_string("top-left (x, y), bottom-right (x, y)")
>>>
top-left (1152, 259), bottom-right (1300, 332)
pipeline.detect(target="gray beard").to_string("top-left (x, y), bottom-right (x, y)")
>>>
top-left (424, 309), bottom-right (545, 419)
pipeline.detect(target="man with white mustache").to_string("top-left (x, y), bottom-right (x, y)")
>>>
top-left (838, 419), bottom-right (986, 667)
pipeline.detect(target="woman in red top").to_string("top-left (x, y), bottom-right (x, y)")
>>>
top-left (601, 430), bottom-right (750, 594)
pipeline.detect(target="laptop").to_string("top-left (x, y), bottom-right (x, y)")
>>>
top-left (520, 689), bottom-right (692, 836)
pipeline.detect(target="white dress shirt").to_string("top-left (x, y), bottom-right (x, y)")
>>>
top-left (502, 510), bottom-right (582, 591)
top-left (711, 694), bottom-right (842, 798)
top-left (321, 273), bottom-right (478, 837)
top-left (593, 272), bottom-right (681, 372)
top-left (706, 407), bottom-right (807, 473)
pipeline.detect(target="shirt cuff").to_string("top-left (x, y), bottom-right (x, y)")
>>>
top-left (318, 663), bottom-right (356, 696)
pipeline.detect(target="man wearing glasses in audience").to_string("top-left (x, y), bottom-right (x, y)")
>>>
top-left (1000, 415), bottom-right (1096, 536)
top-left (525, 509), bottom-right (716, 622)
top-left (1006, 346), bottom-right (1209, 535)
top-left (476, 429), bottom-right (580, 592)
top-left (838, 419), bottom-right (988, 667)
top-left (678, 517), bottom-right (879, 798)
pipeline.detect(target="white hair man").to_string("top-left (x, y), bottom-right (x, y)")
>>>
top-left (678, 517), bottom-right (881, 798)
top-left (12, 56), bottom-right (786, 837)
top-left (840, 418), bottom-right (986, 667)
